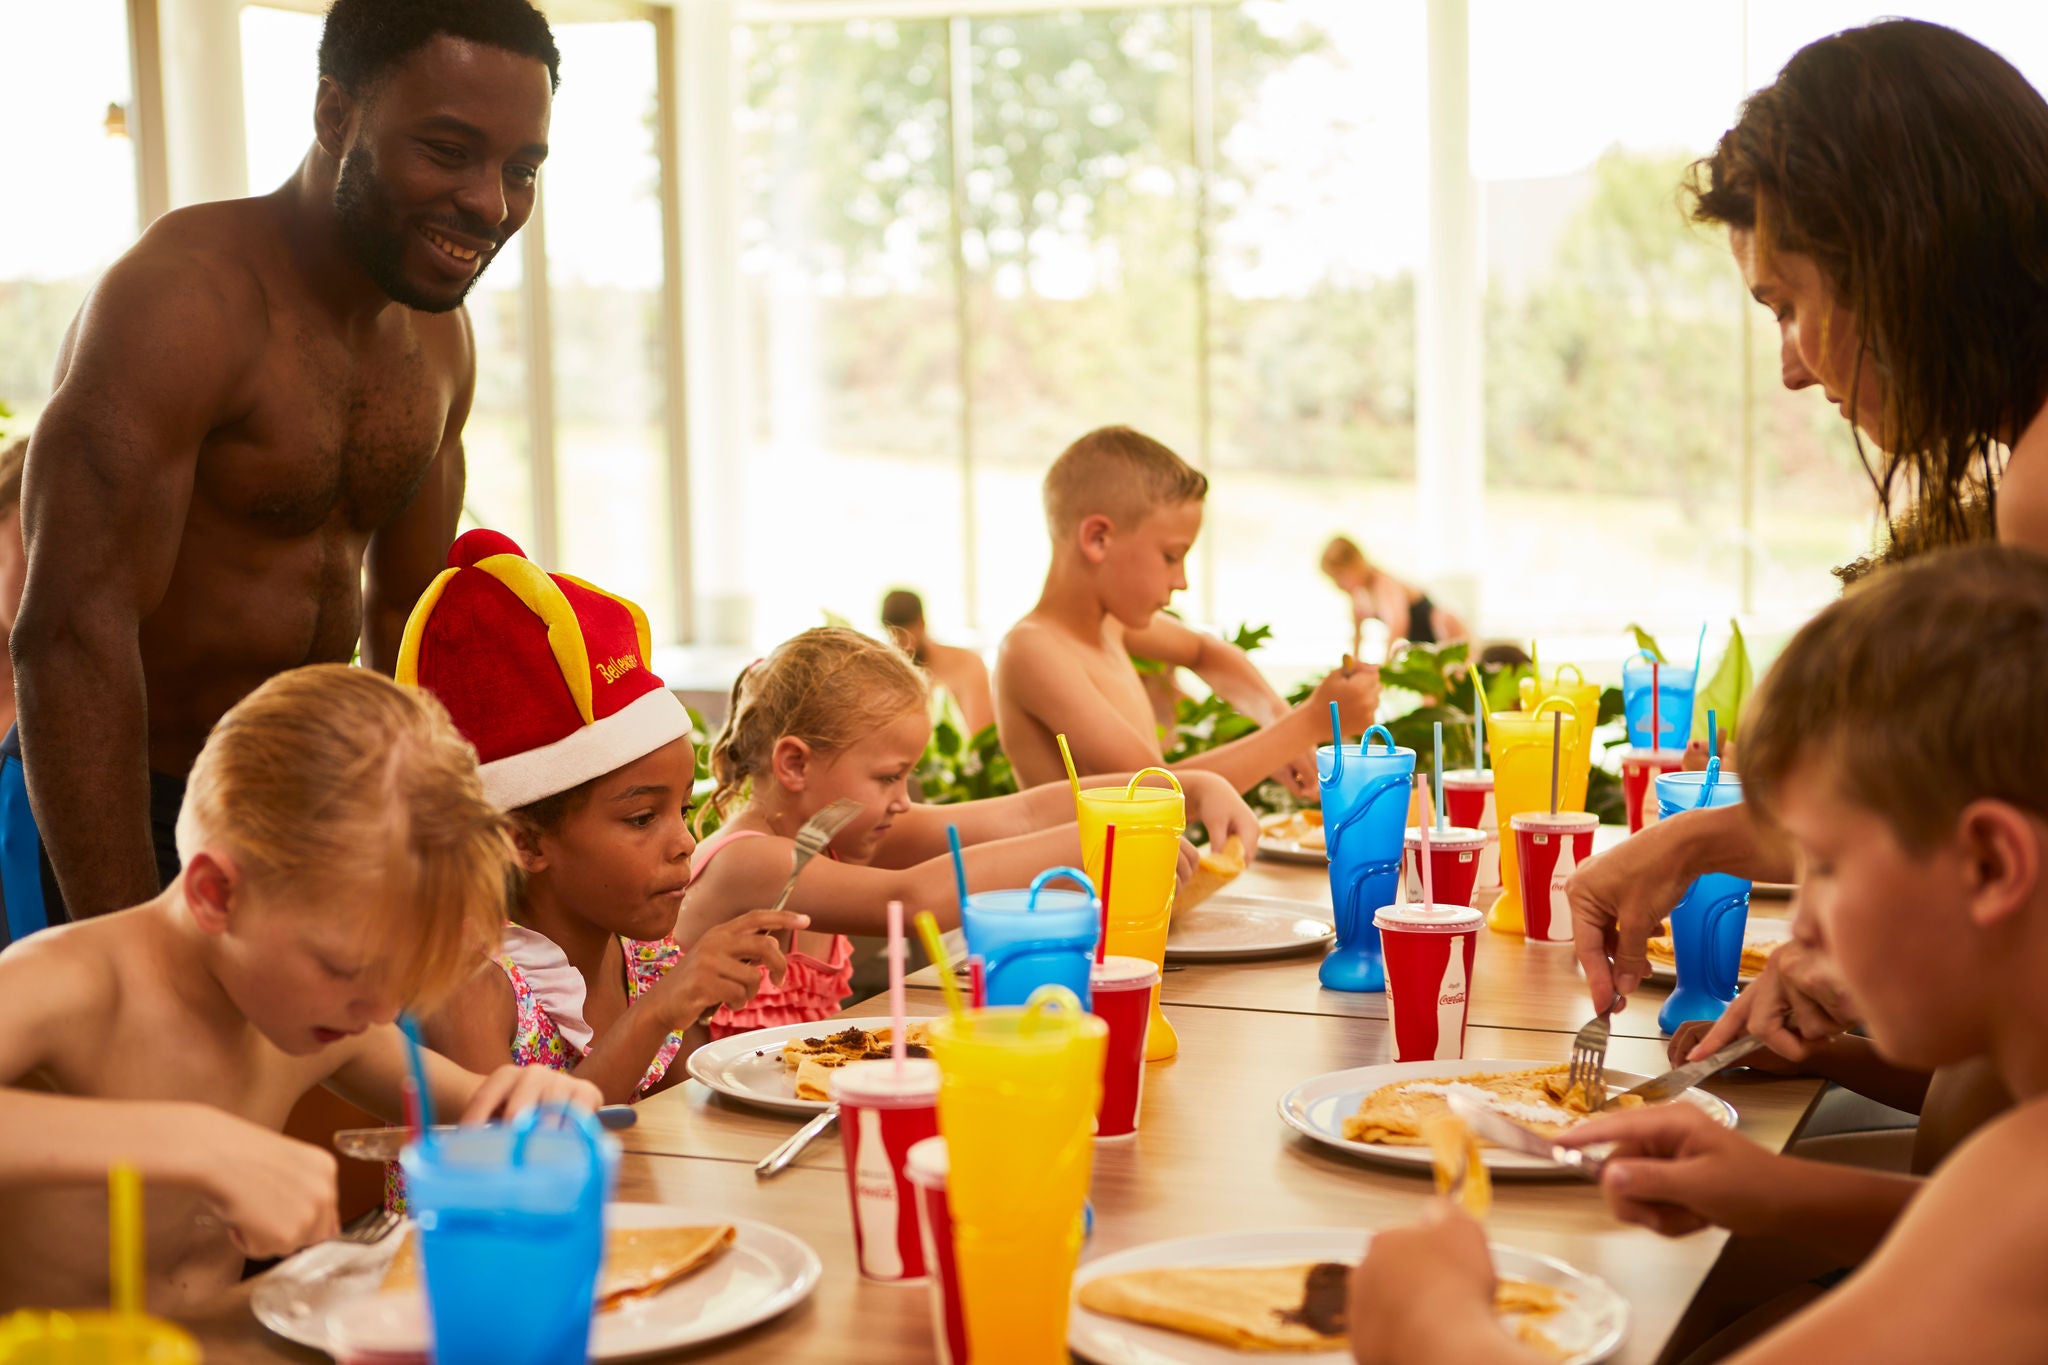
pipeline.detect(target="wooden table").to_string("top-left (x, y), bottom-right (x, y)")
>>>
top-left (188, 846), bottom-right (1820, 1364)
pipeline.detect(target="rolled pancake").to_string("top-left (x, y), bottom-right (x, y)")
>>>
top-left (382, 1223), bottom-right (736, 1310)
top-left (1343, 1065), bottom-right (1640, 1146)
top-left (1648, 932), bottom-right (1776, 977)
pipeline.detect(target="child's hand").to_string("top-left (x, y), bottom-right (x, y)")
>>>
top-left (460, 1064), bottom-right (604, 1124)
top-left (659, 909), bottom-right (807, 1025)
top-left (1561, 1104), bottom-right (1785, 1238)
top-left (183, 1108), bottom-right (340, 1259)
top-left (1348, 1204), bottom-right (1498, 1365)
top-left (1176, 838), bottom-right (1198, 885)
top-left (1690, 939), bottom-right (1859, 1063)
top-left (1310, 660), bottom-right (1381, 732)
top-left (1667, 1018), bottom-right (1804, 1076)
top-left (1181, 771), bottom-right (1262, 853)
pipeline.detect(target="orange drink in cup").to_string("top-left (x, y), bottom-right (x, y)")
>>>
top-left (1075, 768), bottom-right (1184, 1061)
top-left (1517, 664), bottom-right (1600, 812)
top-left (1486, 698), bottom-right (1585, 934)
top-left (929, 987), bottom-right (1107, 1364)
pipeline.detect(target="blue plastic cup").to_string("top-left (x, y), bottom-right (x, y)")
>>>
top-left (1654, 770), bottom-right (1750, 1033)
top-left (1317, 725), bottom-right (1417, 993)
top-left (960, 867), bottom-right (1099, 1010)
top-left (399, 1106), bottom-right (619, 1365)
top-left (1622, 652), bottom-right (1698, 752)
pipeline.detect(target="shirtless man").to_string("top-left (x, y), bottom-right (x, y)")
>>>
top-left (7, 0), bottom-right (559, 928)
top-left (881, 588), bottom-right (996, 735)
top-left (995, 426), bottom-right (1380, 797)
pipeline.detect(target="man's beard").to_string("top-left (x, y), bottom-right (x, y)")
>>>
top-left (333, 150), bottom-right (498, 313)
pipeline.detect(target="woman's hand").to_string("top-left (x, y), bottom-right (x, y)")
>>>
top-left (1567, 817), bottom-right (1703, 1010)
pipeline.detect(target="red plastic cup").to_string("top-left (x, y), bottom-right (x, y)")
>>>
top-left (906, 1137), bottom-right (967, 1365)
top-left (1400, 825), bottom-right (1486, 909)
top-left (832, 1058), bottom-right (942, 1281)
top-left (1619, 748), bottom-right (1686, 833)
top-left (1440, 769), bottom-right (1500, 905)
top-left (1509, 811), bottom-right (1599, 943)
top-left (1374, 902), bottom-right (1483, 1062)
top-left (1090, 955), bottom-right (1160, 1139)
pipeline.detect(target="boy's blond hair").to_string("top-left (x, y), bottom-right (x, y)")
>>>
top-left (1320, 535), bottom-right (1368, 577)
top-left (178, 664), bottom-right (512, 1008)
top-left (699, 627), bottom-right (929, 834)
top-left (1743, 544), bottom-right (2048, 851)
top-left (1042, 425), bottom-right (1208, 537)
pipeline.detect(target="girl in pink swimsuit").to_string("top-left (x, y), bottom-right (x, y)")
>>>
top-left (679, 626), bottom-right (1263, 1037)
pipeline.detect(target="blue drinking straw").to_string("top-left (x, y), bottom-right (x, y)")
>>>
top-left (1328, 700), bottom-right (1342, 747)
top-left (1695, 756), bottom-right (1722, 810)
top-left (1433, 721), bottom-right (1446, 831)
top-left (1707, 709), bottom-right (1718, 765)
top-left (1693, 622), bottom-right (1708, 680)
top-left (397, 1012), bottom-right (436, 1149)
top-left (945, 824), bottom-right (969, 912)
top-left (1472, 672), bottom-right (1486, 771)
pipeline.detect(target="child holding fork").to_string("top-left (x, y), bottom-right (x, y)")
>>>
top-left (681, 625), bottom-right (1261, 1034)
top-left (0, 665), bottom-right (600, 1314)
top-left (1348, 544), bottom-right (2048, 1365)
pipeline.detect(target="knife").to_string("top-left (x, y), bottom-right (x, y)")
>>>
top-left (1444, 1093), bottom-right (1606, 1180)
top-left (755, 1105), bottom-right (839, 1180)
top-left (334, 1105), bottom-right (639, 1162)
top-left (1614, 1035), bottom-right (1770, 1105)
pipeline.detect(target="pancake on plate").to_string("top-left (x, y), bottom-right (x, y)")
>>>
top-left (1343, 1065), bottom-right (1642, 1147)
top-left (1259, 810), bottom-right (1325, 852)
top-left (1179, 835), bottom-right (1247, 912)
top-left (1647, 928), bottom-right (1780, 978)
top-left (779, 1023), bottom-right (934, 1101)
top-left (383, 1223), bottom-right (736, 1310)
top-left (1077, 1260), bottom-right (1568, 1355)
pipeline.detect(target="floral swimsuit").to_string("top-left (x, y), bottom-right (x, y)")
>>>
top-left (499, 923), bottom-right (692, 1095)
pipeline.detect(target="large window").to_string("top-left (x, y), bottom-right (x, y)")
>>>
top-left (0, 0), bottom-right (138, 426)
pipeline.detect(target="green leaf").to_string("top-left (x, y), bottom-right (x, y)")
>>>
top-left (821, 608), bottom-right (854, 631)
top-left (1229, 622), bottom-right (1274, 655)
top-left (1595, 685), bottom-right (1625, 727)
top-left (1625, 624), bottom-right (1667, 662)
top-left (1694, 619), bottom-right (1753, 742)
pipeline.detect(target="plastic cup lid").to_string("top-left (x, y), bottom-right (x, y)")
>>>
top-left (1402, 825), bottom-right (1485, 848)
top-left (1090, 954), bottom-right (1161, 988)
top-left (1620, 747), bottom-right (1686, 764)
top-left (830, 1057), bottom-right (940, 1104)
top-left (1373, 901), bottom-right (1484, 932)
top-left (1439, 768), bottom-right (1493, 785)
top-left (1509, 810), bottom-right (1599, 832)
top-left (905, 1135), bottom-right (949, 1186)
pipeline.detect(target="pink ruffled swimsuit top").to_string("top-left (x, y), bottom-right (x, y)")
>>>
top-left (689, 827), bottom-right (855, 1038)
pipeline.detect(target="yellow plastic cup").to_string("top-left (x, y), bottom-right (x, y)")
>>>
top-left (0, 1312), bottom-right (200, 1365)
top-left (1075, 768), bottom-right (1185, 1060)
top-left (929, 988), bottom-right (1108, 1364)
top-left (1516, 664), bottom-right (1600, 812)
top-left (1486, 697), bottom-right (1587, 934)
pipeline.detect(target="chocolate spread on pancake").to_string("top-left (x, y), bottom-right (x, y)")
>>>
top-left (1275, 1262), bottom-right (1349, 1337)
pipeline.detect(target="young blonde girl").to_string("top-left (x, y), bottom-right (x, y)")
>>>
top-left (679, 626), bottom-right (1259, 1034)
top-left (397, 531), bottom-right (804, 1103)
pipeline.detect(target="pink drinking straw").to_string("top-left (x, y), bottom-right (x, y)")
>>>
top-left (1096, 824), bottom-right (1118, 965)
top-left (887, 900), bottom-right (907, 1079)
top-left (1415, 774), bottom-right (1435, 909)
top-left (1651, 661), bottom-right (1662, 753)
top-left (967, 956), bottom-right (987, 1008)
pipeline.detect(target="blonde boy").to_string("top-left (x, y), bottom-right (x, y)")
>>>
top-left (996, 426), bottom-right (1379, 796)
top-left (0, 666), bottom-right (599, 1313)
top-left (1346, 545), bottom-right (2048, 1365)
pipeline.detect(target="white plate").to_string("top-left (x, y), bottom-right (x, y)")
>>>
top-left (1256, 813), bottom-right (1328, 866)
top-left (1277, 1058), bottom-right (1737, 1176)
top-left (1645, 921), bottom-right (1792, 987)
top-left (686, 1015), bottom-right (943, 1116)
top-left (251, 1203), bottom-right (821, 1361)
top-left (1166, 894), bottom-right (1334, 961)
top-left (1069, 1228), bottom-right (1626, 1365)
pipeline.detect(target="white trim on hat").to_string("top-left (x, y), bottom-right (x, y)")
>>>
top-left (479, 687), bottom-right (694, 810)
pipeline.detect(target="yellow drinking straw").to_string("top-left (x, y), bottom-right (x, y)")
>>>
top-left (913, 910), bottom-right (966, 1020)
top-left (1055, 732), bottom-right (1082, 810)
top-left (110, 1162), bottom-right (142, 1318)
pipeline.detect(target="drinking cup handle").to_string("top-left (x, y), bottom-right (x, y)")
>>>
top-left (1531, 696), bottom-right (1575, 719)
top-left (1021, 983), bottom-right (1084, 1033)
top-left (509, 1103), bottom-right (608, 1197)
top-left (1028, 866), bottom-right (1097, 909)
top-left (1553, 663), bottom-right (1584, 686)
top-left (1123, 767), bottom-right (1183, 798)
top-left (1363, 724), bottom-right (1395, 754)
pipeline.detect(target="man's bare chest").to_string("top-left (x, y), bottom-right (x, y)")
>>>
top-left (198, 326), bottom-right (453, 539)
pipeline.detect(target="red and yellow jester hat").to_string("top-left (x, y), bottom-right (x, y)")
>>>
top-left (396, 529), bottom-right (691, 810)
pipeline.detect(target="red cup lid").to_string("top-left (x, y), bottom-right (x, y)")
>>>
top-left (1090, 954), bottom-right (1161, 989)
top-left (1508, 811), bottom-right (1599, 833)
top-left (1372, 902), bottom-right (1484, 932)
top-left (830, 1057), bottom-right (940, 1105)
top-left (905, 1135), bottom-right (949, 1186)
top-left (1402, 825), bottom-right (1485, 849)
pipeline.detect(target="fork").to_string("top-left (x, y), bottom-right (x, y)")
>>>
top-left (1567, 999), bottom-right (1614, 1111)
top-left (339, 1205), bottom-right (403, 1246)
top-left (772, 799), bottom-right (866, 914)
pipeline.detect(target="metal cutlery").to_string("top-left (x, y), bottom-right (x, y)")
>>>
top-left (1615, 1035), bottom-right (1770, 1105)
top-left (755, 1105), bottom-right (839, 1179)
top-left (1445, 1093), bottom-right (1607, 1181)
top-left (1567, 1000), bottom-right (1614, 1111)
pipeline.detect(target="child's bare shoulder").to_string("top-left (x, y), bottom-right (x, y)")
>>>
top-left (0, 919), bottom-right (124, 1067)
top-left (997, 615), bottom-right (1089, 676)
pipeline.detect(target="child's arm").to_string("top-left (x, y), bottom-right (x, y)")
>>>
top-left (1169, 665), bottom-right (1381, 797)
top-left (325, 1024), bottom-right (603, 1126)
top-left (681, 826), bottom-right (1083, 939)
top-left (884, 771), bottom-right (1260, 863)
top-left (1667, 1021), bottom-right (1933, 1115)
top-left (1346, 1210), bottom-right (1549, 1365)
top-left (1123, 614), bottom-right (1291, 725)
top-left (1561, 1103), bottom-right (1919, 1266)
top-left (999, 627), bottom-right (1174, 778)
top-left (0, 937), bottom-right (340, 1258)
